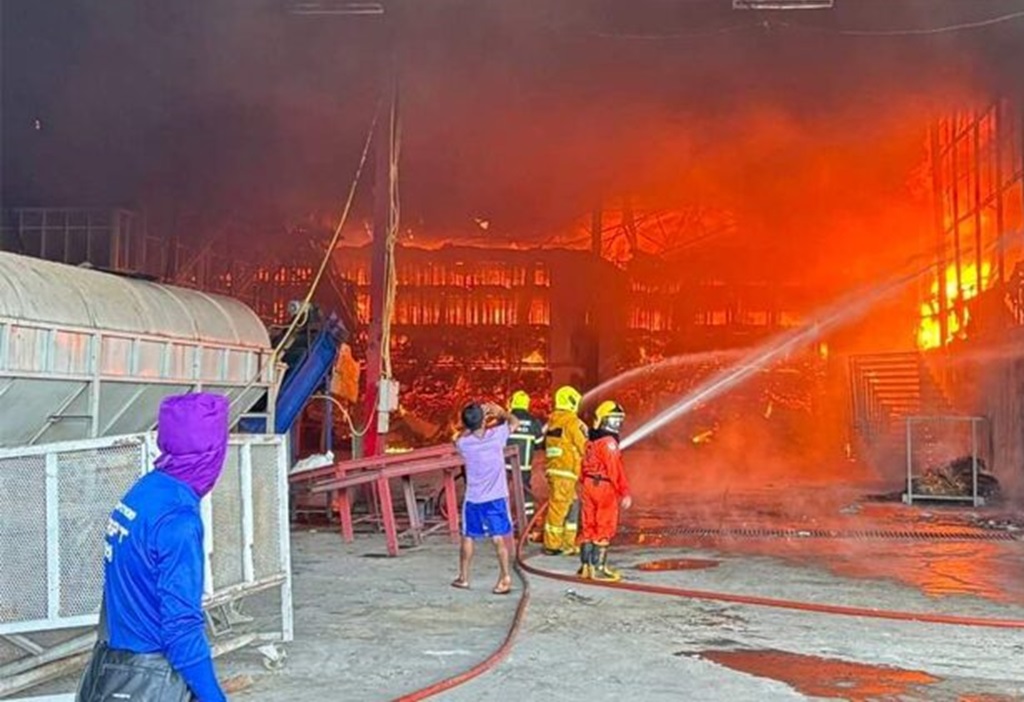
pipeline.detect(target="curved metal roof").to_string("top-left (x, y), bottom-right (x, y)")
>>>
top-left (0, 251), bottom-right (269, 348)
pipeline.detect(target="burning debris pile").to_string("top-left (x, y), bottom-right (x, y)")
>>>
top-left (910, 456), bottom-right (1001, 501)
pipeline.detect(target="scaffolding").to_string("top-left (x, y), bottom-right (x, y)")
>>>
top-left (0, 208), bottom-right (357, 327)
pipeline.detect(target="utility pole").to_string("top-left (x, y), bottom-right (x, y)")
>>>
top-left (288, 1), bottom-right (397, 456)
top-left (362, 29), bottom-right (400, 457)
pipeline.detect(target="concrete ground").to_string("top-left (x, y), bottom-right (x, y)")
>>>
top-left (212, 490), bottom-right (1024, 702)
top-left (20, 478), bottom-right (1024, 701)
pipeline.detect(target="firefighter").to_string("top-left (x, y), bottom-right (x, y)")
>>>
top-left (578, 400), bottom-right (632, 582)
top-left (542, 385), bottom-right (587, 555)
top-left (506, 390), bottom-right (544, 518)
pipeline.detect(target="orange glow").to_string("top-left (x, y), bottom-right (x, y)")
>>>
top-left (634, 558), bottom-right (719, 571)
top-left (700, 649), bottom-right (940, 701)
top-left (917, 260), bottom-right (992, 350)
top-left (521, 350), bottom-right (546, 366)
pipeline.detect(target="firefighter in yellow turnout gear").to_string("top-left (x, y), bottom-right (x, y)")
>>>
top-left (542, 386), bottom-right (587, 555)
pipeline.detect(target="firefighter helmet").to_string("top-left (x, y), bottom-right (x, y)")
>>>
top-left (509, 390), bottom-right (531, 412)
top-left (554, 385), bottom-right (582, 413)
top-left (593, 400), bottom-right (626, 434)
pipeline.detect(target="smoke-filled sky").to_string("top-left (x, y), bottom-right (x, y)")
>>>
top-left (3, 0), bottom-right (1023, 266)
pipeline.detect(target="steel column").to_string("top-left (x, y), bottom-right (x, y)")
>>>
top-left (972, 114), bottom-right (984, 292)
top-left (930, 123), bottom-right (949, 345)
top-left (905, 418), bottom-right (913, 505)
top-left (44, 454), bottom-right (60, 619)
top-left (277, 436), bottom-right (295, 643)
top-left (951, 115), bottom-right (965, 333)
top-left (995, 100), bottom-right (1006, 284)
top-left (363, 45), bottom-right (399, 457)
top-left (240, 444), bottom-right (256, 584)
top-left (972, 418), bottom-right (979, 507)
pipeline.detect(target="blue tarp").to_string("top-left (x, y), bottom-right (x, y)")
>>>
top-left (239, 314), bottom-right (346, 434)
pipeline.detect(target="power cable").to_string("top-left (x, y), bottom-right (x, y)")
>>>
top-left (780, 10), bottom-right (1024, 37)
top-left (551, 9), bottom-right (1024, 41)
top-left (222, 98), bottom-right (381, 420)
top-left (311, 393), bottom-right (376, 438)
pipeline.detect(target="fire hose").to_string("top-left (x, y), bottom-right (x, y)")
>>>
top-left (395, 501), bottom-right (1024, 701)
top-left (391, 511), bottom-right (538, 702)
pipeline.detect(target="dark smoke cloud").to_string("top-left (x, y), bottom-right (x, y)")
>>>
top-left (3, 0), bottom-right (1021, 256)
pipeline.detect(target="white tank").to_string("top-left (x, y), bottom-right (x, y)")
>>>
top-left (0, 251), bottom-right (277, 447)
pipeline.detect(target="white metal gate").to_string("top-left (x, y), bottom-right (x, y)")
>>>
top-left (0, 432), bottom-right (293, 696)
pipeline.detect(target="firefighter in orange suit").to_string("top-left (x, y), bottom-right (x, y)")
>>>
top-left (578, 400), bottom-right (632, 582)
top-left (542, 386), bottom-right (588, 555)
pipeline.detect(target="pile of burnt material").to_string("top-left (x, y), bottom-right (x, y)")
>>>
top-left (911, 456), bottom-right (1001, 500)
top-left (866, 456), bottom-right (1002, 503)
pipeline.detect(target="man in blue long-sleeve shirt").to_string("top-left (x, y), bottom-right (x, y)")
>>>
top-left (77, 393), bottom-right (230, 702)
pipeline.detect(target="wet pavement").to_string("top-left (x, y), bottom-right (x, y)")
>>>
top-left (620, 476), bottom-right (1024, 605)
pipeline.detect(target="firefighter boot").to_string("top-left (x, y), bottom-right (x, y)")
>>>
top-left (577, 543), bottom-right (593, 579)
top-left (592, 545), bottom-right (622, 583)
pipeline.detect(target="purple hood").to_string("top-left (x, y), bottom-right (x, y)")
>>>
top-left (154, 393), bottom-right (230, 498)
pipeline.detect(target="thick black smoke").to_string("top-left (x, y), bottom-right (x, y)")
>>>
top-left (2, 0), bottom-right (1022, 256)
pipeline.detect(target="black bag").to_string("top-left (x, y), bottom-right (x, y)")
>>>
top-left (75, 600), bottom-right (194, 702)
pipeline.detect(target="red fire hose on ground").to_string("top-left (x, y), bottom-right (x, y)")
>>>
top-left (394, 504), bottom-right (1024, 700)
top-left (391, 512), bottom-right (540, 702)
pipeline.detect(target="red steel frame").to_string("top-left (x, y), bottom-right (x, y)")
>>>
top-left (292, 444), bottom-right (526, 556)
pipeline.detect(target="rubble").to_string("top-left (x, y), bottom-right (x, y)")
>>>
top-left (911, 456), bottom-right (1001, 500)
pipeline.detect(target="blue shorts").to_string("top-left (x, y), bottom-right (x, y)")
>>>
top-left (462, 498), bottom-right (512, 539)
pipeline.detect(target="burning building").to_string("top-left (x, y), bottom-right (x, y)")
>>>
top-left (5, 0), bottom-right (1024, 473)
top-left (333, 244), bottom-right (623, 430)
top-left (332, 235), bottom-right (815, 436)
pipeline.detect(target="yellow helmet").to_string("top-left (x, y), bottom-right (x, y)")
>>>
top-left (554, 385), bottom-right (582, 413)
top-left (593, 400), bottom-right (626, 433)
top-left (509, 390), bottom-right (530, 412)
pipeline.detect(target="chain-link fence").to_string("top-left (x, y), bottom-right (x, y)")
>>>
top-left (0, 433), bottom-right (292, 640)
top-left (905, 416), bottom-right (991, 506)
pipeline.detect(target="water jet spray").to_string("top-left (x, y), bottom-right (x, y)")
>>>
top-left (617, 233), bottom-right (1020, 451)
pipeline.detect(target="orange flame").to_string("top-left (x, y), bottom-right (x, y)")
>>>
top-left (691, 429), bottom-right (715, 445)
top-left (917, 261), bottom-right (991, 350)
